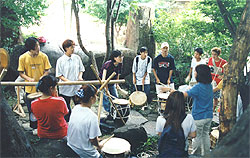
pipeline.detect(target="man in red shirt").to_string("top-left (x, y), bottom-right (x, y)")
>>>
top-left (208, 47), bottom-right (227, 112)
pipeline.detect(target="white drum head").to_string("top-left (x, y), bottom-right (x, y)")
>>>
top-left (157, 92), bottom-right (170, 99)
top-left (129, 91), bottom-right (147, 106)
top-left (101, 137), bottom-right (131, 154)
top-left (27, 92), bottom-right (42, 100)
top-left (178, 85), bottom-right (191, 92)
top-left (112, 98), bottom-right (129, 105)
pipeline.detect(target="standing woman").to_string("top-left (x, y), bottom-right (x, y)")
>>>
top-left (99, 50), bottom-right (123, 113)
top-left (156, 91), bottom-right (196, 157)
top-left (67, 85), bottom-right (102, 158)
top-left (31, 75), bottom-right (68, 139)
top-left (183, 64), bottom-right (213, 156)
top-left (56, 39), bottom-right (85, 122)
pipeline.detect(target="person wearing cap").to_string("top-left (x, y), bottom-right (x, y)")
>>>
top-left (185, 48), bottom-right (206, 84)
top-left (56, 39), bottom-right (85, 122)
top-left (132, 47), bottom-right (152, 103)
top-left (153, 42), bottom-right (176, 94)
top-left (99, 50), bottom-right (123, 114)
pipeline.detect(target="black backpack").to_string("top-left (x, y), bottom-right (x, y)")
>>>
top-left (135, 56), bottom-right (151, 73)
top-left (158, 114), bottom-right (188, 158)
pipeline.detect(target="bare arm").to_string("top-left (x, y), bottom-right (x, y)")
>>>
top-left (133, 73), bottom-right (136, 85)
top-left (19, 72), bottom-right (34, 82)
top-left (167, 70), bottom-right (173, 84)
top-left (41, 69), bottom-right (50, 79)
top-left (58, 75), bottom-right (70, 82)
top-left (90, 137), bottom-right (102, 151)
top-left (152, 68), bottom-right (160, 84)
top-left (142, 72), bottom-right (148, 85)
top-left (183, 92), bottom-right (188, 98)
top-left (78, 71), bottom-right (83, 81)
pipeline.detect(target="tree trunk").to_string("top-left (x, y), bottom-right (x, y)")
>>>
top-left (0, 0), bottom-right (2, 47)
top-left (104, 0), bottom-right (112, 63)
top-left (219, 1), bottom-right (250, 140)
top-left (216, 0), bottom-right (237, 38)
top-left (72, 0), bottom-right (99, 73)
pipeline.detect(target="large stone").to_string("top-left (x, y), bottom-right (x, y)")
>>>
top-left (125, 4), bottom-right (156, 58)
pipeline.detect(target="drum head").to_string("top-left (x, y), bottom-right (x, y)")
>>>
top-left (101, 137), bottom-right (130, 155)
top-left (27, 92), bottom-right (42, 100)
top-left (129, 91), bottom-right (147, 106)
top-left (157, 92), bottom-right (170, 100)
top-left (0, 48), bottom-right (9, 69)
top-left (112, 98), bottom-right (129, 105)
top-left (178, 85), bottom-right (191, 92)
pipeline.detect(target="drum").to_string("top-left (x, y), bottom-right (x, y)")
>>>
top-left (157, 92), bottom-right (170, 113)
top-left (101, 137), bottom-right (131, 158)
top-left (27, 92), bottom-right (43, 100)
top-left (129, 91), bottom-right (147, 107)
top-left (178, 85), bottom-right (191, 92)
top-left (110, 99), bottom-right (130, 126)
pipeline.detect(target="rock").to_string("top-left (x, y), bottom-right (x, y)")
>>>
top-left (114, 124), bottom-right (148, 154)
top-left (126, 110), bottom-right (148, 125)
top-left (125, 4), bottom-right (156, 58)
top-left (142, 121), bottom-right (157, 136)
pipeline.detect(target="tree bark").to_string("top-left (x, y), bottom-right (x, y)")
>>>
top-left (0, 0), bottom-right (2, 47)
top-left (219, 1), bottom-right (250, 140)
top-left (216, 0), bottom-right (237, 38)
top-left (104, 0), bottom-right (112, 63)
top-left (72, 0), bottom-right (99, 73)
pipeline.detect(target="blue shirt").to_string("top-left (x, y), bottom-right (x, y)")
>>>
top-left (187, 83), bottom-right (213, 120)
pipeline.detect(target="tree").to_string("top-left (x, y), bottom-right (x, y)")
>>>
top-left (0, 0), bottom-right (48, 51)
top-left (71, 0), bottom-right (99, 72)
top-left (219, 0), bottom-right (250, 139)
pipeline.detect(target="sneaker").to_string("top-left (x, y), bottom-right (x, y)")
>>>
top-left (32, 129), bottom-right (38, 135)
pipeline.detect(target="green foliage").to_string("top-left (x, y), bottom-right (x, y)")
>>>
top-left (137, 135), bottom-right (159, 155)
top-left (194, 0), bottom-right (245, 38)
top-left (153, 6), bottom-right (233, 87)
top-left (1, 0), bottom-right (48, 51)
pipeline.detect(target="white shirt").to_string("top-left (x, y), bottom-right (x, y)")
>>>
top-left (132, 55), bottom-right (152, 85)
top-left (67, 105), bottom-right (102, 158)
top-left (56, 54), bottom-right (85, 96)
top-left (156, 114), bottom-right (196, 151)
top-left (191, 58), bottom-right (206, 82)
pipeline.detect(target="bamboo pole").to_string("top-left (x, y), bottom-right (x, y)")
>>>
top-left (0, 79), bottom-right (125, 86)
top-left (97, 69), bottom-right (107, 125)
top-left (97, 72), bottom-right (116, 93)
top-left (90, 65), bottom-right (126, 125)
top-left (13, 86), bottom-right (26, 117)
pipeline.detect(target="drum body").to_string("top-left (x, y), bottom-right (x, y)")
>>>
top-left (157, 92), bottom-right (170, 114)
top-left (110, 99), bottom-right (130, 126)
top-left (27, 92), bottom-right (42, 128)
top-left (129, 91), bottom-right (147, 107)
top-left (101, 137), bottom-right (131, 158)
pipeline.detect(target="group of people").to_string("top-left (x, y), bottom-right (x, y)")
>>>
top-left (17, 36), bottom-right (229, 157)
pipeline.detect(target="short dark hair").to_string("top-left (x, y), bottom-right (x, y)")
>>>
top-left (25, 37), bottom-right (38, 51)
top-left (76, 85), bottom-right (97, 103)
top-left (211, 47), bottom-right (221, 56)
top-left (62, 39), bottom-right (75, 52)
top-left (109, 50), bottom-right (122, 62)
top-left (140, 47), bottom-right (148, 53)
top-left (195, 64), bottom-right (212, 84)
top-left (37, 75), bottom-right (58, 96)
top-left (194, 47), bottom-right (203, 55)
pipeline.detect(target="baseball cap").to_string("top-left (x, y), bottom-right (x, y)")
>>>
top-left (161, 42), bottom-right (169, 49)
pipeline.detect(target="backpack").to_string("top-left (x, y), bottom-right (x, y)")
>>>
top-left (158, 114), bottom-right (188, 158)
top-left (135, 56), bottom-right (151, 73)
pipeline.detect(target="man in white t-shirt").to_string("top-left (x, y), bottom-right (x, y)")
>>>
top-left (186, 48), bottom-right (206, 83)
top-left (132, 47), bottom-right (152, 103)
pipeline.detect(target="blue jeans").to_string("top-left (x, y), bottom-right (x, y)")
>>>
top-left (103, 84), bottom-right (118, 112)
top-left (134, 84), bottom-right (151, 103)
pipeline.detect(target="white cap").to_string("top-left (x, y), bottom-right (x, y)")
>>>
top-left (161, 42), bottom-right (169, 49)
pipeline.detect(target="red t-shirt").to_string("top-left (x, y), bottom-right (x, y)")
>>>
top-left (31, 96), bottom-right (68, 139)
top-left (208, 57), bottom-right (227, 84)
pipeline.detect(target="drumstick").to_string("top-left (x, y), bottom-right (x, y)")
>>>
top-left (152, 99), bottom-right (167, 103)
top-left (101, 134), bottom-right (115, 146)
top-left (134, 84), bottom-right (138, 91)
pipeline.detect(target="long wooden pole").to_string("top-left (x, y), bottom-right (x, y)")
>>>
top-left (0, 80), bottom-right (125, 86)
top-left (90, 65), bottom-right (126, 125)
top-left (98, 69), bottom-right (107, 125)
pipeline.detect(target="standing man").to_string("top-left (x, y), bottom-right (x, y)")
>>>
top-left (132, 47), bottom-right (152, 103)
top-left (207, 47), bottom-right (227, 112)
top-left (18, 37), bottom-right (51, 133)
top-left (185, 47), bottom-right (206, 84)
top-left (153, 42), bottom-right (176, 94)
top-left (56, 39), bottom-right (85, 122)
